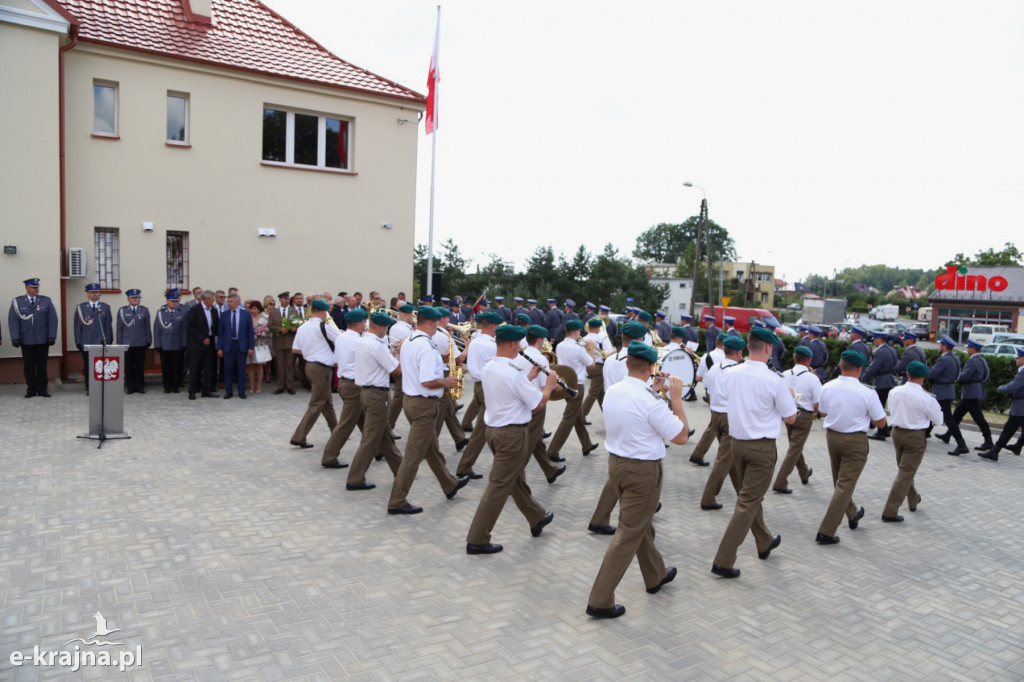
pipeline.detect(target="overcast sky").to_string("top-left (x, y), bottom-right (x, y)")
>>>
top-left (265, 0), bottom-right (1024, 286)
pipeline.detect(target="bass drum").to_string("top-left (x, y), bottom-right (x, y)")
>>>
top-left (659, 348), bottom-right (698, 388)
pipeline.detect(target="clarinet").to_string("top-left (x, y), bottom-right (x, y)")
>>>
top-left (518, 350), bottom-right (578, 398)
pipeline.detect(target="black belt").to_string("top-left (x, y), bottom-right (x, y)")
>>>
top-left (309, 361), bottom-right (333, 368)
top-left (340, 376), bottom-right (355, 381)
top-left (407, 394), bottom-right (440, 400)
top-left (494, 422), bottom-right (529, 429)
top-left (361, 385), bottom-right (388, 391)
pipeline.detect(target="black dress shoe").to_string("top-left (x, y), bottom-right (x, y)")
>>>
top-left (542, 432), bottom-right (551, 439)
top-left (688, 428), bottom-right (696, 437)
top-left (758, 535), bottom-right (782, 560)
top-left (586, 604), bottom-right (625, 619)
top-left (848, 506), bottom-right (864, 530)
top-left (460, 471), bottom-right (483, 480)
top-left (223, 393), bottom-right (233, 399)
top-left (584, 420), bottom-right (592, 426)
top-left (867, 431), bottom-right (887, 441)
top-left (239, 393), bottom-right (247, 399)
top-left (978, 450), bottom-right (999, 461)
top-left (455, 403), bottom-right (464, 412)
top-left (172, 387), bottom-right (180, 394)
top-left (947, 445), bottom-right (969, 456)
top-left (936, 432), bottom-right (951, 444)
top-left (24, 392), bottom-right (36, 398)
top-left (290, 440), bottom-right (314, 449)
top-left (164, 388), bottom-right (172, 394)
top-left (909, 493), bottom-right (921, 512)
top-left (188, 393), bottom-right (196, 400)
top-left (375, 454), bottom-right (384, 461)
top-left (531, 511), bottom-right (554, 537)
top-left (549, 455), bottom-right (566, 463)
top-left (346, 482), bottom-right (376, 490)
top-left (881, 514), bottom-right (904, 523)
top-left (547, 465), bottom-right (566, 484)
top-left (455, 438), bottom-right (470, 451)
top-left (1008, 443), bottom-right (1023, 456)
top-left (446, 475), bottom-right (470, 499)
top-left (286, 388), bottom-right (296, 395)
top-left (588, 523), bottom-right (615, 535)
top-left (815, 532), bottom-right (840, 545)
top-left (974, 442), bottom-right (995, 451)
top-left (583, 443), bottom-right (600, 456)
top-left (388, 503), bottom-right (423, 515)
top-left (689, 456), bottom-right (709, 466)
top-left (646, 566), bottom-right (677, 594)
top-left (466, 542), bottom-right (503, 554)
top-left (393, 434), bottom-right (402, 441)
top-left (655, 502), bottom-right (662, 514)
top-left (202, 392), bottom-right (219, 398)
top-left (463, 425), bottom-right (474, 433)
top-left (711, 564), bottom-right (740, 578)
top-left (801, 467), bottom-right (813, 485)
top-left (322, 461), bottom-right (348, 469)
top-left (773, 488), bottom-right (792, 495)
top-left (273, 388), bottom-right (285, 395)
top-left (701, 503), bottom-right (722, 510)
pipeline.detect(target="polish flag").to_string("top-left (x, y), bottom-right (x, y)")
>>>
top-left (426, 9), bottom-right (440, 134)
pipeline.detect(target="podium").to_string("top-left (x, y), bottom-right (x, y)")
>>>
top-left (78, 344), bottom-right (131, 444)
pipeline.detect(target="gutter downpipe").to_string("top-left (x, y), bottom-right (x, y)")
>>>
top-left (58, 23), bottom-right (78, 381)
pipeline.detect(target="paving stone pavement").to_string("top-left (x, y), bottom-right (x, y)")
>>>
top-left (1, 378), bottom-right (1022, 681)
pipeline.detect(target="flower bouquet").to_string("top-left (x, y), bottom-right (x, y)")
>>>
top-left (281, 316), bottom-right (304, 333)
top-left (254, 319), bottom-right (270, 340)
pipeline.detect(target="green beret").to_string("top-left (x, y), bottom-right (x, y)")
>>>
top-left (749, 326), bottom-right (779, 345)
top-left (637, 310), bottom-right (653, 322)
top-left (398, 304), bottom-right (417, 314)
top-left (370, 312), bottom-right (395, 326)
top-left (345, 308), bottom-right (368, 323)
top-left (620, 321), bottom-right (648, 339)
top-left (794, 345), bottom-right (813, 358)
top-left (417, 305), bottom-right (441, 321)
top-left (841, 349), bottom-right (867, 367)
top-left (517, 313), bottom-right (531, 324)
top-left (627, 340), bottom-right (658, 364)
top-left (722, 335), bottom-right (746, 351)
top-left (906, 360), bottom-right (929, 378)
top-left (437, 306), bottom-right (452, 318)
top-left (495, 324), bottom-right (526, 341)
top-left (671, 326), bottom-right (686, 338)
top-left (476, 311), bottom-right (503, 324)
top-left (587, 318), bottom-right (602, 328)
top-left (310, 298), bottom-right (329, 311)
top-left (565, 319), bottom-right (584, 331)
top-left (527, 324), bottom-right (548, 338)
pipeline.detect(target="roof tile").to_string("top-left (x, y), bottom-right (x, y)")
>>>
top-left (51, 0), bottom-right (423, 103)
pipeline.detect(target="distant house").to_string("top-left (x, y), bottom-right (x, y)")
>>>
top-left (888, 285), bottom-right (927, 300)
top-left (1, 0), bottom-right (424, 382)
top-left (852, 283), bottom-right (878, 296)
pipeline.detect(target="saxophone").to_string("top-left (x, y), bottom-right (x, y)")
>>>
top-left (448, 330), bottom-right (465, 400)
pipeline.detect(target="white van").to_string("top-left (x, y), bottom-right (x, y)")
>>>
top-left (969, 324), bottom-right (1010, 346)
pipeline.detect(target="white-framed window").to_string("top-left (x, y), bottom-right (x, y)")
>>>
top-left (262, 106), bottom-right (351, 170)
top-left (93, 81), bottom-right (118, 136)
top-left (167, 92), bottom-right (189, 144)
top-left (94, 227), bottom-right (120, 290)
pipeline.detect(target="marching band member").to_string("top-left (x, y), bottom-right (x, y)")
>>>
top-left (456, 311), bottom-right (502, 478)
top-left (772, 346), bottom-right (821, 493)
top-left (465, 324), bottom-right (560, 555)
top-left (321, 308), bottom-right (368, 469)
top-left (545, 319), bottom-right (598, 461)
top-left (289, 299), bottom-right (339, 448)
top-left (520, 325), bottom-right (566, 483)
top-left (433, 308), bottom-right (469, 450)
top-left (386, 305), bottom-right (416, 433)
top-left (698, 335), bottom-right (746, 511)
top-left (582, 317), bottom-right (614, 419)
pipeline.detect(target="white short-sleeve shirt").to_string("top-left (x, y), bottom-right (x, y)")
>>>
top-left (466, 333), bottom-right (497, 381)
top-left (703, 357), bottom-right (738, 413)
top-left (819, 376), bottom-right (887, 433)
top-left (556, 337), bottom-right (594, 384)
top-left (334, 328), bottom-right (363, 379)
top-left (603, 377), bottom-right (685, 460)
top-left (355, 333), bottom-right (398, 388)
top-left (784, 365), bottom-right (823, 412)
top-left (292, 318), bottom-right (340, 366)
top-left (723, 360), bottom-right (797, 440)
top-left (401, 331), bottom-right (445, 397)
top-left (482, 357), bottom-right (543, 427)
top-left (887, 382), bottom-right (944, 430)
top-left (603, 348), bottom-right (629, 389)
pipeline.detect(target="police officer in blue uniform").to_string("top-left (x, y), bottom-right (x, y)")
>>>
top-left (117, 288), bottom-right (152, 394)
top-left (679, 314), bottom-right (698, 346)
top-left (544, 298), bottom-right (565, 345)
top-left (564, 299), bottom-right (581, 323)
top-left (600, 305), bottom-right (617, 343)
top-left (655, 312), bottom-right (672, 343)
top-left (704, 315), bottom-right (720, 353)
top-left (73, 282), bottom-right (113, 395)
top-left (807, 325), bottom-right (829, 381)
top-left (153, 289), bottom-right (187, 393)
top-left (979, 346), bottom-right (1024, 461)
top-left (723, 315), bottom-right (741, 337)
top-left (848, 326), bottom-right (872, 366)
top-left (895, 332), bottom-right (927, 385)
top-left (582, 302), bottom-right (597, 325)
top-left (8, 277), bottom-right (59, 397)
top-left (950, 339), bottom-right (994, 451)
top-left (494, 296), bottom-right (514, 324)
top-left (930, 335), bottom-right (966, 455)
top-left (863, 331), bottom-right (899, 440)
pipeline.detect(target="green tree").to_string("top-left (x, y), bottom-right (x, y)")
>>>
top-left (949, 242), bottom-right (1023, 267)
top-left (633, 217), bottom-right (737, 266)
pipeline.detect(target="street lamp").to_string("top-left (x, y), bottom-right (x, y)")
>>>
top-left (683, 182), bottom-right (713, 312)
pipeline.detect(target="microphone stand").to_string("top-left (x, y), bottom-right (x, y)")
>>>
top-left (96, 305), bottom-right (108, 448)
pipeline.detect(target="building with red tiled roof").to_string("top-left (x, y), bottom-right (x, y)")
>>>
top-left (0, 0), bottom-right (425, 384)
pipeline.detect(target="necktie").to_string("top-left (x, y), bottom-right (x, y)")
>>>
top-left (29, 298), bottom-right (35, 306)
top-left (233, 310), bottom-right (238, 339)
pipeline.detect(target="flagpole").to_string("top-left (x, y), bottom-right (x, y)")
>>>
top-left (425, 5), bottom-right (440, 298)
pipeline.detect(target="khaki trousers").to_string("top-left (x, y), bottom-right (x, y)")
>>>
top-left (322, 378), bottom-right (365, 465)
top-left (589, 475), bottom-right (619, 527)
top-left (387, 374), bottom-right (405, 430)
top-left (689, 417), bottom-right (718, 462)
top-left (700, 411), bottom-right (738, 507)
top-left (774, 409), bottom-right (814, 490)
top-left (466, 425), bottom-right (547, 544)
top-left (460, 386), bottom-right (482, 430)
top-left (883, 427), bottom-right (925, 516)
top-left (582, 364), bottom-right (605, 417)
top-left (457, 382), bottom-right (489, 475)
top-left (389, 396), bottom-right (459, 509)
top-left (819, 430), bottom-right (869, 536)
top-left (588, 455), bottom-right (666, 609)
top-left (712, 438), bottom-right (776, 568)
top-left (290, 362), bottom-right (337, 443)
top-left (347, 388), bottom-right (403, 485)
top-left (527, 406), bottom-right (558, 479)
top-left (435, 390), bottom-right (467, 444)
top-left (545, 383), bottom-right (592, 457)
top-left (274, 346), bottom-right (294, 390)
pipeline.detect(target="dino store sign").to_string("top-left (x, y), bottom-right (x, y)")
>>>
top-left (934, 266), bottom-right (1009, 293)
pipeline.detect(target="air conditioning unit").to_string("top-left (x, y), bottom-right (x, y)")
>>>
top-left (68, 248), bottom-right (87, 278)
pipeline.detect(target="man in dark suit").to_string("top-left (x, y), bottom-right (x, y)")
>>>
top-left (185, 289), bottom-right (219, 399)
top-left (217, 293), bottom-right (255, 398)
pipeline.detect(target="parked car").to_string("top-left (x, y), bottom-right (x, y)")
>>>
top-left (878, 322), bottom-right (908, 336)
top-left (698, 306), bottom-right (783, 333)
top-left (969, 324), bottom-right (1010, 346)
top-left (909, 322), bottom-right (930, 336)
top-left (786, 303), bottom-right (802, 312)
top-left (981, 343), bottom-right (1020, 357)
top-left (991, 333), bottom-right (1024, 346)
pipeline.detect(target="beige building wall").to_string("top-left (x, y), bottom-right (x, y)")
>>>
top-left (62, 44), bottom-right (421, 344)
top-left (719, 261), bottom-right (777, 309)
top-left (0, 7), bottom-right (66, 374)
